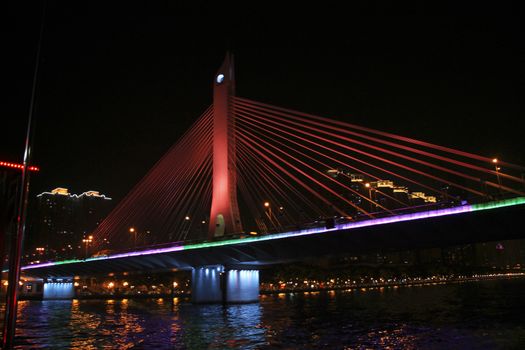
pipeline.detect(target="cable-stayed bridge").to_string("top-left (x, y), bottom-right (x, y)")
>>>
top-left (21, 54), bottom-right (525, 303)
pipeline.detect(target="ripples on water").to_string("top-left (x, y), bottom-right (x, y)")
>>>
top-left (2, 279), bottom-right (525, 349)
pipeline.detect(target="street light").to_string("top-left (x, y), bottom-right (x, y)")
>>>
top-left (129, 227), bottom-right (136, 248)
top-left (171, 281), bottom-right (179, 298)
top-left (82, 236), bottom-right (93, 258)
top-left (264, 201), bottom-right (272, 218)
top-left (493, 158), bottom-right (502, 196)
top-left (263, 201), bottom-right (278, 231)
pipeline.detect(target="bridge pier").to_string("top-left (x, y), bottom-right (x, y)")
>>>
top-left (191, 265), bottom-right (259, 304)
top-left (42, 277), bottom-right (74, 300)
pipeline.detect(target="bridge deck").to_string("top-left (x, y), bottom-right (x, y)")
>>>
top-left (18, 197), bottom-right (525, 277)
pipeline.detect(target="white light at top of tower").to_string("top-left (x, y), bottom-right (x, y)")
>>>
top-left (216, 74), bottom-right (225, 84)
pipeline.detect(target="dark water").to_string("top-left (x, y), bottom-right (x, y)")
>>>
top-left (2, 278), bottom-right (525, 349)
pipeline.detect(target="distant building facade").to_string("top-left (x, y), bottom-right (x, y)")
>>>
top-left (28, 188), bottom-right (112, 259)
top-left (325, 168), bottom-right (439, 216)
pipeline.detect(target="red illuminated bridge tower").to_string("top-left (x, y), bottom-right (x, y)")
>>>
top-left (209, 53), bottom-right (243, 238)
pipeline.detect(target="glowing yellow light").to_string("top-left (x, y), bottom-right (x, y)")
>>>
top-left (122, 281), bottom-right (129, 287)
top-left (74, 282), bottom-right (80, 287)
top-left (51, 187), bottom-right (69, 195)
top-left (3, 281), bottom-right (8, 286)
top-left (377, 180), bottom-right (394, 188)
top-left (365, 183), bottom-right (370, 188)
top-left (185, 216), bottom-right (190, 221)
top-left (107, 282), bottom-right (114, 288)
top-left (129, 227), bottom-right (135, 233)
top-left (264, 202), bottom-right (270, 208)
top-left (173, 281), bottom-right (178, 288)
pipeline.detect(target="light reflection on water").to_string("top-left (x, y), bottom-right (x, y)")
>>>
top-left (2, 278), bottom-right (525, 349)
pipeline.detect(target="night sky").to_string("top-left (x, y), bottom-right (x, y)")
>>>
top-left (5, 2), bottom-right (525, 203)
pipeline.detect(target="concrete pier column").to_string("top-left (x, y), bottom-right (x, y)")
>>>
top-left (191, 265), bottom-right (224, 303)
top-left (43, 277), bottom-right (74, 300)
top-left (191, 265), bottom-right (259, 304)
top-left (225, 269), bottom-right (259, 303)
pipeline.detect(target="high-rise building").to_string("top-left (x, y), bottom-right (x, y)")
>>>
top-left (28, 188), bottom-right (112, 259)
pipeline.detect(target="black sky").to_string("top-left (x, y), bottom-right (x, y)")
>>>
top-left (5, 2), bottom-right (525, 203)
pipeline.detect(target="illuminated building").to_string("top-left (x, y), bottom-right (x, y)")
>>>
top-left (409, 192), bottom-right (437, 205)
top-left (325, 169), bottom-right (364, 182)
top-left (376, 180), bottom-right (394, 188)
top-left (28, 188), bottom-right (112, 259)
top-left (326, 169), bottom-right (339, 178)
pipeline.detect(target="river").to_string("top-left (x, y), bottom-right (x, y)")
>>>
top-left (2, 278), bottom-right (525, 349)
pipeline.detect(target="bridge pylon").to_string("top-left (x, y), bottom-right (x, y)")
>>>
top-left (209, 53), bottom-right (243, 238)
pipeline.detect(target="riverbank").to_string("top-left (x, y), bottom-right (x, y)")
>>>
top-left (260, 272), bottom-right (525, 295)
top-left (7, 272), bottom-right (524, 301)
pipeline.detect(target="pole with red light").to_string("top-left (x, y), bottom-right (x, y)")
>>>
top-left (2, 2), bottom-right (45, 347)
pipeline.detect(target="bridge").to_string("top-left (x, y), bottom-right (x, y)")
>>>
top-left (18, 54), bottom-right (525, 303)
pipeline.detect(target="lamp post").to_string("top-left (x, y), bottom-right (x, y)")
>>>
top-left (365, 183), bottom-right (373, 212)
top-left (263, 201), bottom-right (277, 231)
top-left (129, 227), bottom-right (136, 248)
top-left (82, 235), bottom-right (93, 258)
top-left (264, 201), bottom-right (271, 217)
top-left (493, 158), bottom-right (502, 196)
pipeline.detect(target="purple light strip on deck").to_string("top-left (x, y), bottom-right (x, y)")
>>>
top-left (337, 204), bottom-right (473, 231)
